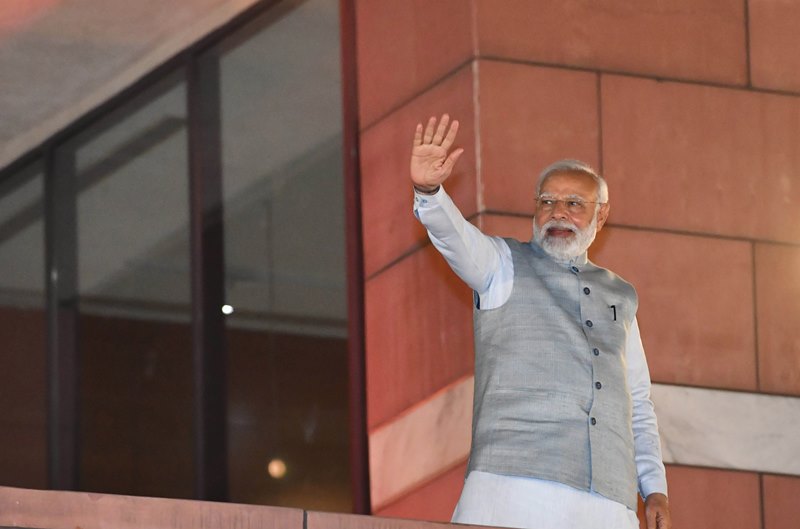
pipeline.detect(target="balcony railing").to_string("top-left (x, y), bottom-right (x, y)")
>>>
top-left (0, 485), bottom-right (478, 529)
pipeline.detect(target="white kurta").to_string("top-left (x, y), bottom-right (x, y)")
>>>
top-left (413, 186), bottom-right (667, 529)
top-left (452, 471), bottom-right (640, 529)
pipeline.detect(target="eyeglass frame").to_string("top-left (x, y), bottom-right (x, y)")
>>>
top-left (534, 195), bottom-right (607, 214)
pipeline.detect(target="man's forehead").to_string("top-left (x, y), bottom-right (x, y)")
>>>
top-left (540, 171), bottom-right (598, 195)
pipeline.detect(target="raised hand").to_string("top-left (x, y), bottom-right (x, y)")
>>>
top-left (410, 114), bottom-right (464, 192)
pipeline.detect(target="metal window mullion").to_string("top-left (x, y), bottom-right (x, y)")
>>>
top-left (339, 0), bottom-right (370, 514)
top-left (187, 51), bottom-right (228, 502)
top-left (44, 144), bottom-right (80, 491)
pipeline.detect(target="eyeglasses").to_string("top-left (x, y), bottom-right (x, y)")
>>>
top-left (535, 196), bottom-right (605, 214)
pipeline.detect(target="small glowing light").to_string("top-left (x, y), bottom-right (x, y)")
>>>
top-left (221, 304), bottom-right (234, 315)
top-left (267, 458), bottom-right (287, 479)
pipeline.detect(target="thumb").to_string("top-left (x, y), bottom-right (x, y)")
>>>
top-left (441, 148), bottom-right (465, 174)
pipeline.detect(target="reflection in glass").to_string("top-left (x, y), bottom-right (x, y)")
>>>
top-left (0, 163), bottom-right (45, 308)
top-left (0, 161), bottom-right (47, 488)
top-left (220, 0), bottom-right (351, 511)
top-left (76, 81), bottom-right (191, 317)
top-left (74, 76), bottom-right (194, 498)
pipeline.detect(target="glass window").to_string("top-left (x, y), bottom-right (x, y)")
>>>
top-left (0, 0), bottom-right (355, 506)
top-left (0, 160), bottom-right (47, 488)
top-left (219, 0), bottom-right (351, 511)
top-left (73, 75), bottom-right (194, 498)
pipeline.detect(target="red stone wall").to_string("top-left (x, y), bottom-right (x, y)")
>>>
top-left (357, 2), bottom-right (800, 528)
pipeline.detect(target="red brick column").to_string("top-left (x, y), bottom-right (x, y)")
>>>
top-left (357, 2), bottom-right (800, 527)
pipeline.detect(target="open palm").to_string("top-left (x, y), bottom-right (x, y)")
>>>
top-left (410, 114), bottom-right (464, 190)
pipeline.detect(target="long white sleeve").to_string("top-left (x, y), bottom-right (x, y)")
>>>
top-left (413, 186), bottom-right (513, 307)
top-left (625, 318), bottom-right (669, 499)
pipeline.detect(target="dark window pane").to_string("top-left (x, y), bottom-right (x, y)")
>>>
top-left (220, 0), bottom-right (351, 511)
top-left (74, 77), bottom-right (193, 498)
top-left (0, 161), bottom-right (47, 488)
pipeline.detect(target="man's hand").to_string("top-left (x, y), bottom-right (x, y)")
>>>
top-left (410, 114), bottom-right (464, 192)
top-left (644, 493), bottom-right (671, 529)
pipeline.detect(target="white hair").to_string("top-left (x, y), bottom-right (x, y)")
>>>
top-left (536, 159), bottom-right (609, 203)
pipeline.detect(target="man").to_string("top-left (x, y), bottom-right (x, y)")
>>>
top-left (410, 114), bottom-right (671, 529)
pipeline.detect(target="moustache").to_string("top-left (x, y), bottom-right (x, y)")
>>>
top-left (542, 220), bottom-right (578, 235)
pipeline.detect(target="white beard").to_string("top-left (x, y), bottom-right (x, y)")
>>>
top-left (533, 214), bottom-right (598, 262)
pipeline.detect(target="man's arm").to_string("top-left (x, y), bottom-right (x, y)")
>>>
top-left (411, 115), bottom-right (512, 303)
top-left (626, 318), bottom-right (672, 529)
top-left (414, 186), bottom-right (511, 300)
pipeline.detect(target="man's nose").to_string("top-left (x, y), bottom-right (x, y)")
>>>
top-left (550, 199), bottom-right (570, 218)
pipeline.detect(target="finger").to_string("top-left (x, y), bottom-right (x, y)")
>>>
top-left (422, 116), bottom-right (437, 144)
top-left (441, 147), bottom-right (464, 174)
top-left (432, 113), bottom-right (450, 145)
top-left (441, 119), bottom-right (460, 150)
top-left (413, 123), bottom-right (423, 147)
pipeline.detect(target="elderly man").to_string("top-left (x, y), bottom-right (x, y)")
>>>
top-left (410, 115), bottom-right (671, 529)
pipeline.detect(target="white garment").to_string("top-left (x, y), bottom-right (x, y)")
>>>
top-left (452, 471), bottom-right (640, 529)
top-left (413, 186), bottom-right (667, 527)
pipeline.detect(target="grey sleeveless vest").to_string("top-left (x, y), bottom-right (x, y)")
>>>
top-left (469, 238), bottom-right (639, 510)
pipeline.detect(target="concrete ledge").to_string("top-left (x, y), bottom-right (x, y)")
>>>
top-left (0, 486), bottom-right (481, 529)
top-left (0, 485), bottom-right (302, 529)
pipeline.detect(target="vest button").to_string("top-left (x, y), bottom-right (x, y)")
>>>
top-left (593, 348), bottom-right (600, 356)
top-left (583, 287), bottom-right (590, 295)
top-left (571, 266), bottom-right (579, 273)
top-left (595, 381), bottom-right (602, 389)
top-left (590, 417), bottom-right (597, 425)
top-left (585, 320), bottom-right (593, 327)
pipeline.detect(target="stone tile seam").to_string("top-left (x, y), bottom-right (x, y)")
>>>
top-left (368, 378), bottom-right (800, 436)
top-left (359, 55), bottom-right (800, 145)
top-left (476, 55), bottom-right (800, 100)
top-left (370, 425), bottom-right (800, 511)
top-left (367, 373), bottom-right (474, 435)
top-left (751, 241), bottom-right (761, 392)
top-left (375, 455), bottom-right (470, 513)
top-left (602, 223), bottom-right (800, 249)
top-left (364, 213), bottom-right (800, 284)
top-left (469, 0), bottom-right (480, 59)
top-left (364, 212), bottom-right (481, 282)
top-left (652, 380), bottom-right (800, 401)
top-left (479, 212), bottom-right (800, 249)
top-left (596, 72), bottom-right (604, 176)
top-left (369, 377), bottom-right (472, 507)
top-left (472, 57), bottom-right (484, 214)
top-left (743, 0), bottom-right (753, 88)
top-left (359, 58), bottom-right (476, 134)
top-left (758, 473), bottom-right (766, 529)
top-left (660, 461), bottom-right (800, 481)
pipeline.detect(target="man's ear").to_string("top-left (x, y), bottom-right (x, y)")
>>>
top-left (596, 202), bottom-right (610, 232)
